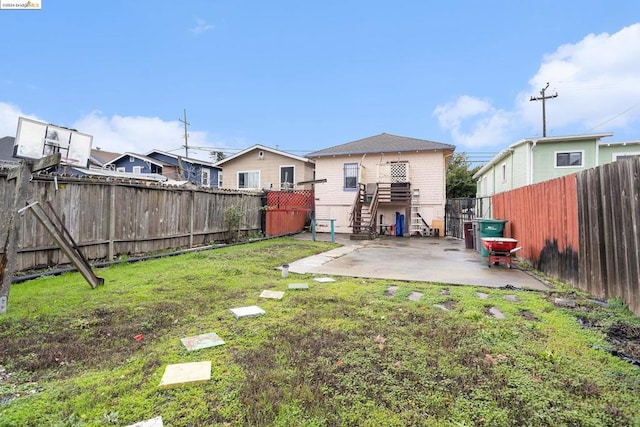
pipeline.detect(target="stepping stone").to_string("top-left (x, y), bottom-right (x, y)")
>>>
top-left (504, 295), bottom-right (519, 302)
top-left (159, 361), bottom-right (211, 389)
top-left (288, 283), bottom-right (309, 290)
top-left (260, 290), bottom-right (285, 299)
top-left (489, 307), bottom-right (506, 319)
top-left (476, 292), bottom-right (489, 300)
top-left (384, 286), bottom-right (399, 297)
top-left (314, 277), bottom-right (335, 283)
top-left (180, 332), bottom-right (225, 351)
top-left (440, 289), bottom-right (451, 296)
top-left (433, 304), bottom-right (449, 311)
top-left (127, 417), bottom-right (163, 427)
top-left (554, 298), bottom-right (576, 308)
top-left (408, 292), bottom-right (423, 301)
top-left (230, 305), bottom-right (266, 319)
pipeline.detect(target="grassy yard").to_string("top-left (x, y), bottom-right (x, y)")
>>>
top-left (1, 237), bottom-right (639, 426)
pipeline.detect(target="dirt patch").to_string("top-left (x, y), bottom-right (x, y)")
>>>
top-left (607, 323), bottom-right (640, 362)
top-left (439, 300), bottom-right (457, 310)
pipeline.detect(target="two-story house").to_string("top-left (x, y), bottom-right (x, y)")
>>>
top-left (306, 133), bottom-right (455, 237)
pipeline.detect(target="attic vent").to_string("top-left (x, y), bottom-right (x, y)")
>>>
top-left (258, 150), bottom-right (264, 159)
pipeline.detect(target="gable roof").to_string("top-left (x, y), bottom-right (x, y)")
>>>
top-left (473, 132), bottom-right (614, 178)
top-left (146, 149), bottom-right (220, 169)
top-left (213, 144), bottom-right (313, 166)
top-left (306, 133), bottom-right (455, 158)
top-left (104, 152), bottom-right (166, 168)
top-left (90, 148), bottom-right (121, 166)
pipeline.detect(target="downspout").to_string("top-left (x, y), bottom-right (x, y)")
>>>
top-left (529, 140), bottom-right (538, 185)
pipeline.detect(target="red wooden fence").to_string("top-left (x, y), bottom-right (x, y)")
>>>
top-left (265, 190), bottom-right (314, 236)
top-left (492, 175), bottom-right (579, 286)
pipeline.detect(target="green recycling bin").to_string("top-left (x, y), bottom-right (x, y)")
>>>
top-left (479, 219), bottom-right (508, 256)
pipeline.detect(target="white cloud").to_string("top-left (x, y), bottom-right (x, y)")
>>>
top-left (0, 102), bottom-right (39, 137)
top-left (72, 111), bottom-right (217, 159)
top-left (433, 96), bottom-right (515, 148)
top-left (435, 23), bottom-right (640, 149)
top-left (189, 17), bottom-right (214, 36)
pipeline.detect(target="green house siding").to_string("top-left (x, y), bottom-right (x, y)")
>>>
top-left (511, 145), bottom-right (529, 188)
top-left (598, 144), bottom-right (640, 165)
top-left (532, 139), bottom-right (597, 183)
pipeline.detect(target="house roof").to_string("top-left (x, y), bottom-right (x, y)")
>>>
top-left (104, 152), bottom-right (166, 168)
top-left (213, 144), bottom-right (313, 166)
top-left (306, 133), bottom-right (455, 158)
top-left (146, 149), bottom-right (221, 169)
top-left (0, 136), bottom-right (18, 164)
top-left (473, 132), bottom-right (614, 179)
top-left (90, 148), bottom-right (121, 166)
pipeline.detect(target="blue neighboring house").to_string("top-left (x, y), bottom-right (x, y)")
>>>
top-left (146, 150), bottom-right (221, 188)
top-left (105, 150), bottom-right (220, 188)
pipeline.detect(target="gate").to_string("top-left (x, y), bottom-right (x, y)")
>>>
top-left (444, 197), bottom-right (491, 238)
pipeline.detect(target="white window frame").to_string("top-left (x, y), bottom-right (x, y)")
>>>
top-left (201, 169), bottom-right (210, 187)
top-left (555, 150), bottom-right (584, 168)
top-left (279, 165), bottom-right (295, 190)
top-left (129, 156), bottom-right (135, 163)
top-left (500, 162), bottom-right (507, 183)
top-left (237, 170), bottom-right (260, 189)
top-left (116, 167), bottom-right (125, 173)
top-left (613, 152), bottom-right (640, 161)
top-left (132, 165), bottom-right (143, 174)
top-left (343, 163), bottom-right (358, 191)
top-left (218, 172), bottom-right (223, 188)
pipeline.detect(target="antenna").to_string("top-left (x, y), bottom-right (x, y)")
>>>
top-left (179, 108), bottom-right (190, 157)
top-left (530, 83), bottom-right (558, 137)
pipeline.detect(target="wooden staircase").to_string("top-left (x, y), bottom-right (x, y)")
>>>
top-left (350, 182), bottom-right (412, 239)
top-left (350, 183), bottom-right (379, 239)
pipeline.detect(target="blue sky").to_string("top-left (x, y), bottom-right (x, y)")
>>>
top-left (1, 1), bottom-right (639, 163)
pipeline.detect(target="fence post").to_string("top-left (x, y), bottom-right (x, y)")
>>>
top-left (108, 184), bottom-right (116, 261)
top-left (189, 190), bottom-right (195, 248)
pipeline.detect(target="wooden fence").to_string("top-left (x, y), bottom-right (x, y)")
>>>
top-left (265, 190), bottom-right (314, 236)
top-left (0, 172), bottom-right (263, 272)
top-left (492, 175), bottom-right (579, 286)
top-left (576, 158), bottom-right (640, 314)
top-left (492, 157), bottom-right (640, 315)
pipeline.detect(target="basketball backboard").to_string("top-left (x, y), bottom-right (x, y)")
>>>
top-left (13, 117), bottom-right (93, 168)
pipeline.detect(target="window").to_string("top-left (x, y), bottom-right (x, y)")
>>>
top-left (280, 165), bottom-right (294, 190)
top-left (218, 172), bottom-right (223, 188)
top-left (344, 163), bottom-right (358, 190)
top-left (132, 166), bottom-right (143, 174)
top-left (555, 151), bottom-right (583, 167)
top-left (201, 169), bottom-right (210, 187)
top-left (129, 156), bottom-right (135, 163)
top-left (613, 153), bottom-right (640, 161)
top-left (501, 163), bottom-right (507, 182)
top-left (238, 171), bottom-right (260, 189)
top-left (116, 167), bottom-right (125, 173)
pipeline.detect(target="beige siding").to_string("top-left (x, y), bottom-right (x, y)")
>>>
top-left (313, 151), bottom-right (449, 233)
top-left (220, 148), bottom-right (314, 190)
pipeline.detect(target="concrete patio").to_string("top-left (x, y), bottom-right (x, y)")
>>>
top-left (289, 233), bottom-right (549, 291)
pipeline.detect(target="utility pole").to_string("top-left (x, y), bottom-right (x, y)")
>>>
top-left (530, 82), bottom-right (558, 137)
top-left (179, 108), bottom-right (190, 157)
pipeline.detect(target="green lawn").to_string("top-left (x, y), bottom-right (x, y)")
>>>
top-left (1, 237), bottom-right (639, 426)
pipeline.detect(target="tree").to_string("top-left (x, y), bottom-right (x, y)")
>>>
top-left (446, 153), bottom-right (480, 198)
